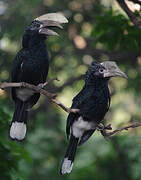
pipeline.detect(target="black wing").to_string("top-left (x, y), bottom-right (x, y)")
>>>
top-left (11, 50), bottom-right (24, 101)
top-left (11, 50), bottom-right (24, 82)
top-left (11, 50), bottom-right (42, 108)
top-left (66, 87), bottom-right (95, 138)
top-left (66, 86), bottom-right (110, 138)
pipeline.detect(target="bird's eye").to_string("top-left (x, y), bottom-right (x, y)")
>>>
top-left (99, 68), bottom-right (104, 73)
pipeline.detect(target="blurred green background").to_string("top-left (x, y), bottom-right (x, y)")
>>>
top-left (0, 0), bottom-right (141, 179)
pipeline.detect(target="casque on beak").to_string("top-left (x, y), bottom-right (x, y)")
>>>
top-left (35, 13), bottom-right (68, 36)
top-left (101, 61), bottom-right (128, 79)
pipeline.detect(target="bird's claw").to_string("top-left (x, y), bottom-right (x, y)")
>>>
top-left (21, 82), bottom-right (27, 88)
top-left (96, 123), bottom-right (112, 140)
top-left (104, 124), bottom-right (112, 130)
top-left (38, 83), bottom-right (45, 89)
top-left (96, 123), bottom-right (105, 131)
top-left (96, 123), bottom-right (112, 131)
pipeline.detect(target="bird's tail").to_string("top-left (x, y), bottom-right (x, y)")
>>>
top-left (10, 100), bottom-right (28, 141)
top-left (60, 134), bottom-right (79, 175)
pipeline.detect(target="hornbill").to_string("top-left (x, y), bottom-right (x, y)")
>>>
top-left (10, 13), bottom-right (68, 141)
top-left (60, 61), bottom-right (127, 174)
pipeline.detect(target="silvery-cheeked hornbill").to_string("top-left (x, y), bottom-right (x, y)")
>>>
top-left (10, 13), bottom-right (68, 141)
top-left (60, 61), bottom-right (127, 175)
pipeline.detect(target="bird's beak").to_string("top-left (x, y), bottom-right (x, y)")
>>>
top-left (101, 61), bottom-right (128, 79)
top-left (113, 69), bottom-right (128, 79)
top-left (103, 68), bottom-right (128, 79)
top-left (35, 13), bottom-right (68, 36)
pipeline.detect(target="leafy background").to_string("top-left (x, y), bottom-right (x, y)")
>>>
top-left (0, 0), bottom-right (141, 179)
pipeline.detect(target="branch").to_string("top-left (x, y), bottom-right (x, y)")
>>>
top-left (40, 77), bottom-right (59, 87)
top-left (1, 81), bottom-right (141, 138)
top-left (29, 75), bottom-right (84, 116)
top-left (51, 98), bottom-right (79, 113)
top-left (0, 82), bottom-right (57, 98)
top-left (0, 81), bottom-right (79, 114)
top-left (128, 0), bottom-right (141, 6)
top-left (98, 122), bottom-right (141, 139)
top-left (116, 0), bottom-right (141, 29)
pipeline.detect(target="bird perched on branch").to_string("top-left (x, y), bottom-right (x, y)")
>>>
top-left (60, 61), bottom-right (127, 175)
top-left (10, 13), bottom-right (68, 141)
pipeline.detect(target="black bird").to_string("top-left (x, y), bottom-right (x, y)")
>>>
top-left (10, 13), bottom-right (68, 141)
top-left (60, 61), bottom-right (127, 174)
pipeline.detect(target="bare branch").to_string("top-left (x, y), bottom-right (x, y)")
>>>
top-left (41, 77), bottom-right (59, 88)
top-left (128, 0), bottom-right (141, 6)
top-left (51, 98), bottom-right (79, 113)
top-left (117, 0), bottom-right (141, 29)
top-left (0, 82), bottom-right (57, 98)
top-left (0, 81), bottom-right (79, 114)
top-left (99, 122), bottom-right (141, 139)
top-left (1, 81), bottom-right (141, 138)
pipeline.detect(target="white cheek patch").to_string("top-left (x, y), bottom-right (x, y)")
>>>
top-left (16, 88), bottom-right (34, 101)
top-left (72, 116), bottom-right (95, 138)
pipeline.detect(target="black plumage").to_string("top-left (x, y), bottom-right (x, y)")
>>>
top-left (60, 61), bottom-right (127, 174)
top-left (10, 13), bottom-right (68, 141)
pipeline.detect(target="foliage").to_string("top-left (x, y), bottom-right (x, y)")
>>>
top-left (0, 102), bottom-right (31, 180)
top-left (92, 9), bottom-right (141, 51)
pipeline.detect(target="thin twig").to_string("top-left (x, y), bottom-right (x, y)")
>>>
top-left (99, 122), bottom-right (141, 139)
top-left (41, 77), bottom-right (59, 88)
top-left (0, 81), bottom-right (141, 138)
top-left (51, 98), bottom-right (79, 113)
top-left (0, 81), bottom-right (79, 113)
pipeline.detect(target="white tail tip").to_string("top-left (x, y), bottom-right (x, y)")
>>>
top-left (61, 158), bottom-right (73, 175)
top-left (10, 122), bottom-right (26, 141)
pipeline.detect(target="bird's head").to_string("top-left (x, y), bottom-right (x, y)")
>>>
top-left (87, 61), bottom-right (127, 81)
top-left (24, 12), bottom-right (68, 37)
top-left (100, 61), bottom-right (128, 79)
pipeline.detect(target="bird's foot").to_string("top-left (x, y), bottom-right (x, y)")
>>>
top-left (38, 83), bottom-right (45, 89)
top-left (96, 123), bottom-right (105, 131)
top-left (104, 124), bottom-right (112, 130)
top-left (97, 123), bottom-right (112, 131)
top-left (97, 123), bottom-right (112, 140)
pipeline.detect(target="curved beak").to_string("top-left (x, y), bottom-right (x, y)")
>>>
top-left (101, 61), bottom-right (128, 79)
top-left (103, 68), bottom-right (128, 79)
top-left (111, 69), bottom-right (128, 79)
top-left (35, 13), bottom-right (68, 36)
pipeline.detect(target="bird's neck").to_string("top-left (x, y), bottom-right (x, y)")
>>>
top-left (85, 76), bottom-right (109, 90)
top-left (22, 34), bottom-right (46, 50)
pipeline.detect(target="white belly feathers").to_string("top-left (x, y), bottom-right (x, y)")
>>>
top-left (16, 88), bottom-right (34, 101)
top-left (72, 116), bottom-right (96, 138)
